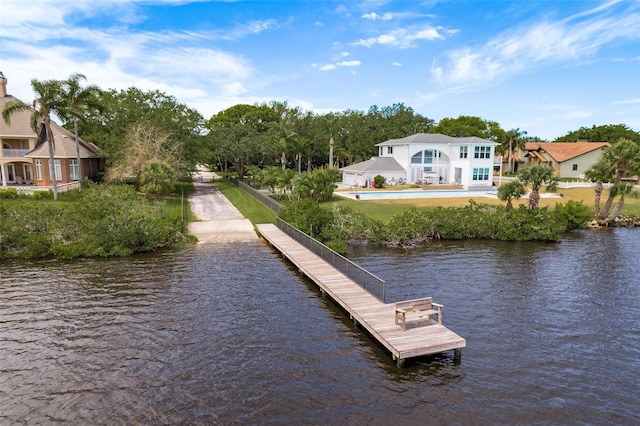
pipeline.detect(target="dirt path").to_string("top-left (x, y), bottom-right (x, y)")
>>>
top-left (188, 168), bottom-right (258, 243)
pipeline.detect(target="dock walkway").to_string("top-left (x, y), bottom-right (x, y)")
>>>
top-left (257, 223), bottom-right (466, 366)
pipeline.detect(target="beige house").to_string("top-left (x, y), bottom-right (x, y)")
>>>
top-left (0, 72), bottom-right (105, 189)
top-left (513, 142), bottom-right (610, 179)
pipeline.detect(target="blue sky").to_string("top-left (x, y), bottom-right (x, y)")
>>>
top-left (1, 0), bottom-right (639, 140)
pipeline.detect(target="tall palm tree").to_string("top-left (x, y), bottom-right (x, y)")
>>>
top-left (58, 73), bottom-right (102, 189)
top-left (504, 128), bottom-right (527, 173)
top-left (584, 158), bottom-right (616, 219)
top-left (605, 182), bottom-right (638, 223)
top-left (2, 79), bottom-right (63, 199)
top-left (597, 139), bottom-right (640, 220)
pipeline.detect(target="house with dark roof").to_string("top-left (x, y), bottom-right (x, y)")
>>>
top-left (341, 133), bottom-right (499, 189)
top-left (520, 142), bottom-right (610, 178)
top-left (0, 72), bottom-right (105, 189)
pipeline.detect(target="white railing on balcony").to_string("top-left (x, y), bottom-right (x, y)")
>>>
top-left (2, 148), bottom-right (30, 158)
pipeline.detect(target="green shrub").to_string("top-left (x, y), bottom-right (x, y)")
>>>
top-left (279, 199), bottom-right (333, 238)
top-left (373, 175), bottom-right (386, 188)
top-left (32, 190), bottom-right (54, 200)
top-left (0, 184), bottom-right (184, 259)
top-left (553, 200), bottom-right (593, 229)
top-left (0, 188), bottom-right (19, 199)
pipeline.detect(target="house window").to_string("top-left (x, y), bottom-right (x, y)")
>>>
top-left (412, 149), bottom-right (439, 164)
top-left (474, 146), bottom-right (491, 159)
top-left (35, 160), bottom-right (43, 180)
top-left (460, 146), bottom-right (468, 159)
top-left (572, 164), bottom-right (578, 171)
top-left (472, 167), bottom-right (490, 181)
top-left (69, 160), bottom-right (79, 180)
top-left (387, 147), bottom-right (393, 154)
top-left (54, 160), bottom-right (62, 180)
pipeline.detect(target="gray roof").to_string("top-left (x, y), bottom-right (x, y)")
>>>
top-left (0, 95), bottom-right (37, 138)
top-left (375, 133), bottom-right (496, 146)
top-left (341, 156), bottom-right (406, 173)
top-left (27, 123), bottom-right (102, 159)
top-left (1, 93), bottom-right (101, 159)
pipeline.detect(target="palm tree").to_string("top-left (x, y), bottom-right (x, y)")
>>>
top-left (2, 79), bottom-right (63, 199)
top-left (597, 139), bottom-right (640, 220)
top-left (58, 73), bottom-right (102, 190)
top-left (139, 161), bottom-right (176, 199)
top-left (503, 128), bottom-right (527, 173)
top-left (605, 182), bottom-right (638, 223)
top-left (497, 180), bottom-right (526, 210)
top-left (517, 163), bottom-right (558, 209)
top-left (584, 158), bottom-right (616, 219)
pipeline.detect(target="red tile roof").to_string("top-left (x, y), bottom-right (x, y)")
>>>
top-left (525, 142), bottom-right (610, 162)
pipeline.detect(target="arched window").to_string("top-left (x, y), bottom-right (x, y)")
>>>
top-left (411, 149), bottom-right (441, 164)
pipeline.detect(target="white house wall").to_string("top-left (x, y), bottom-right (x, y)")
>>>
top-left (346, 134), bottom-right (498, 190)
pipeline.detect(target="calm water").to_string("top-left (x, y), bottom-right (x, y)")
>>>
top-left (0, 229), bottom-right (638, 425)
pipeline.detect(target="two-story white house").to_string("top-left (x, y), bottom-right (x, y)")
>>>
top-left (340, 133), bottom-right (499, 189)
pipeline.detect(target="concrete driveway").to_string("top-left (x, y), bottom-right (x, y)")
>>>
top-left (188, 171), bottom-right (258, 243)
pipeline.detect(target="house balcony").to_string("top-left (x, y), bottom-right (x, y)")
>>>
top-left (2, 148), bottom-right (30, 158)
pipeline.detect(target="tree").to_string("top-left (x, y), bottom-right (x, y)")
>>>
top-left (497, 181), bottom-right (526, 210)
top-left (556, 124), bottom-right (640, 143)
top-left (76, 87), bottom-right (205, 171)
top-left (499, 128), bottom-right (527, 173)
top-left (584, 158), bottom-right (616, 219)
top-left (605, 182), bottom-right (638, 223)
top-left (206, 104), bottom-right (278, 178)
top-left (517, 164), bottom-right (558, 209)
top-left (292, 168), bottom-right (341, 201)
top-left (586, 138), bottom-right (640, 223)
top-left (429, 115), bottom-right (506, 141)
top-left (139, 161), bottom-right (176, 199)
top-left (57, 73), bottom-right (102, 189)
top-left (2, 78), bottom-right (63, 199)
top-left (105, 123), bottom-right (182, 182)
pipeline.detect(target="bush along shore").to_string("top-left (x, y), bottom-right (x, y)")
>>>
top-left (0, 184), bottom-right (189, 259)
top-left (279, 199), bottom-right (606, 253)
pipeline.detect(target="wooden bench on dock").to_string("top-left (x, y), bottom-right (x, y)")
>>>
top-left (394, 297), bottom-right (443, 331)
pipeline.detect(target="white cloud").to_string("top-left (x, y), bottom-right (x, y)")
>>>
top-left (613, 98), bottom-right (640, 105)
top-left (432, 2), bottom-right (640, 89)
top-left (336, 60), bottom-right (361, 67)
top-left (362, 12), bottom-right (394, 21)
top-left (316, 64), bottom-right (337, 71)
top-left (314, 60), bottom-right (361, 71)
top-left (353, 26), bottom-right (456, 49)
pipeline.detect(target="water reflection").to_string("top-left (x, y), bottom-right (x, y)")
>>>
top-left (1, 230), bottom-right (638, 424)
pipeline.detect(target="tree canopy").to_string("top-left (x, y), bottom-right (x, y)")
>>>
top-left (428, 115), bottom-right (505, 141)
top-left (556, 124), bottom-right (640, 143)
top-left (74, 87), bottom-right (206, 171)
top-left (585, 138), bottom-right (640, 223)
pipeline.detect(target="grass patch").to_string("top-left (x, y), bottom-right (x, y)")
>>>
top-left (214, 178), bottom-right (277, 225)
top-left (328, 186), bottom-right (640, 222)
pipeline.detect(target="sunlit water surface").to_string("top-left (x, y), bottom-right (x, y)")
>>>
top-left (1, 229), bottom-right (638, 425)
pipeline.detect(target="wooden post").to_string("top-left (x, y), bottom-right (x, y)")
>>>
top-left (454, 348), bottom-right (462, 363)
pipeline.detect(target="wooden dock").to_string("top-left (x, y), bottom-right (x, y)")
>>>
top-left (256, 224), bottom-right (466, 366)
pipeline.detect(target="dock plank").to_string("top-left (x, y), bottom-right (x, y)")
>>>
top-left (257, 224), bottom-right (466, 365)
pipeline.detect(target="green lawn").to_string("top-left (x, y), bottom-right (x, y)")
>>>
top-left (209, 179), bottom-right (639, 224)
top-left (214, 179), bottom-right (278, 224)
top-left (329, 186), bottom-right (640, 222)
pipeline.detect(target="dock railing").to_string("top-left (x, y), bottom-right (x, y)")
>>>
top-left (277, 218), bottom-right (386, 303)
top-left (230, 178), bottom-right (282, 213)
top-left (230, 177), bottom-right (386, 302)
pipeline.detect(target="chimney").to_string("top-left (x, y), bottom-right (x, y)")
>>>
top-left (0, 72), bottom-right (7, 97)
